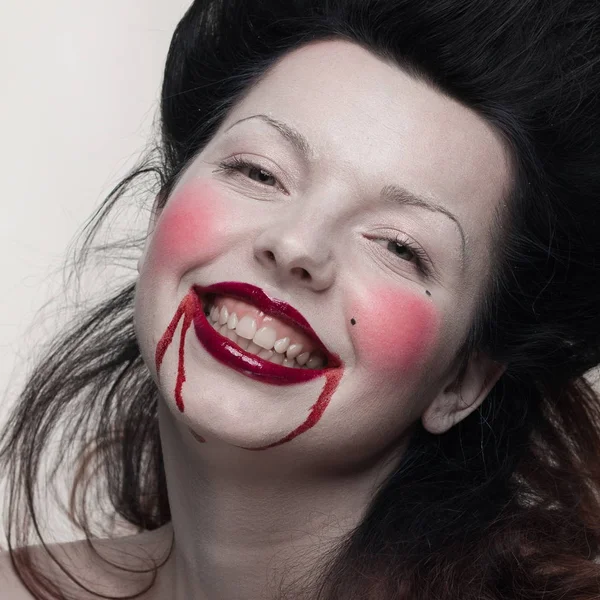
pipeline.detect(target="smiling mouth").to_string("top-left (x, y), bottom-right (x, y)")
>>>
top-left (191, 283), bottom-right (341, 384)
top-left (200, 292), bottom-right (329, 370)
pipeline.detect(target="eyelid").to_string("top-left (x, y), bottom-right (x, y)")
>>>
top-left (364, 230), bottom-right (438, 280)
top-left (215, 154), bottom-right (290, 194)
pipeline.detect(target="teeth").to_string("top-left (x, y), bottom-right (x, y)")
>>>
top-left (306, 354), bottom-right (325, 369)
top-left (286, 343), bottom-right (303, 360)
top-left (274, 337), bottom-right (291, 354)
top-left (227, 312), bottom-right (238, 330)
top-left (237, 336), bottom-right (250, 350)
top-left (253, 326), bottom-right (277, 350)
top-left (296, 351), bottom-right (310, 366)
top-left (246, 341), bottom-right (262, 355)
top-left (206, 300), bottom-right (327, 369)
top-left (236, 316), bottom-right (257, 340)
top-left (269, 352), bottom-right (284, 365)
top-left (218, 305), bottom-right (229, 325)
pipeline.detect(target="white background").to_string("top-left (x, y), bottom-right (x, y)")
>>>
top-left (0, 0), bottom-right (191, 543)
top-left (1, 0), bottom-right (191, 417)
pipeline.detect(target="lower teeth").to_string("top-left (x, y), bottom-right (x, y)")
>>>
top-left (208, 318), bottom-right (308, 368)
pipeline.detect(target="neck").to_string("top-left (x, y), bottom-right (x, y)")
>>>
top-left (154, 401), bottom-right (402, 600)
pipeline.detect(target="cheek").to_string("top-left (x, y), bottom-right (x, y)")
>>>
top-left (348, 285), bottom-right (440, 374)
top-left (145, 181), bottom-right (224, 269)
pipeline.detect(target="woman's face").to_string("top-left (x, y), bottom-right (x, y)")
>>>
top-left (135, 40), bottom-right (510, 466)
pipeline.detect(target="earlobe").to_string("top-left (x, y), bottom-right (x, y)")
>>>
top-left (421, 352), bottom-right (506, 435)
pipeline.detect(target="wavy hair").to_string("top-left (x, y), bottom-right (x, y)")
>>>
top-left (2, 0), bottom-right (600, 598)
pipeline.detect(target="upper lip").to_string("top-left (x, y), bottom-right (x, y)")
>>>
top-left (192, 281), bottom-right (340, 368)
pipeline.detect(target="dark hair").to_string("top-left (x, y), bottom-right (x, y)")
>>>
top-left (3, 0), bottom-right (600, 598)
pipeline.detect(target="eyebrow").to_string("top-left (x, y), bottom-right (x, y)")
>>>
top-left (225, 113), bottom-right (467, 261)
top-left (225, 114), bottom-right (311, 158)
top-left (380, 184), bottom-right (467, 259)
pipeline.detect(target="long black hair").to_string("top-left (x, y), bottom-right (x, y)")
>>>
top-left (3, 0), bottom-right (600, 598)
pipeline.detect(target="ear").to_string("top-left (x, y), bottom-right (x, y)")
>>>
top-left (421, 352), bottom-right (506, 435)
top-left (137, 194), bottom-right (164, 274)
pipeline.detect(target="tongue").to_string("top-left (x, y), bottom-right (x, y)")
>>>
top-left (210, 295), bottom-right (320, 355)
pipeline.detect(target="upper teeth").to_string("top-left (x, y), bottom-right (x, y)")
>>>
top-left (207, 303), bottom-right (326, 369)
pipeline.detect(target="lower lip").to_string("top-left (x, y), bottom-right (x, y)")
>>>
top-left (192, 303), bottom-right (331, 385)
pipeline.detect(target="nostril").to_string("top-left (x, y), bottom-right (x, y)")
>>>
top-left (292, 267), bottom-right (310, 280)
top-left (265, 250), bottom-right (275, 262)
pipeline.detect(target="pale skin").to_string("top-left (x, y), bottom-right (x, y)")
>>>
top-left (1, 39), bottom-right (510, 599)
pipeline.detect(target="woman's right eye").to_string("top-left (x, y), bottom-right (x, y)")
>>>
top-left (214, 157), bottom-right (280, 189)
top-left (244, 165), bottom-right (277, 186)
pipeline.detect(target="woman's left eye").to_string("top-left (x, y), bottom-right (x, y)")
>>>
top-left (386, 240), bottom-right (416, 262)
top-left (372, 233), bottom-right (433, 277)
top-left (243, 165), bottom-right (277, 186)
top-left (214, 157), bottom-right (280, 188)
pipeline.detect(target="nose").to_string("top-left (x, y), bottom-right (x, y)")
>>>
top-left (253, 212), bottom-right (337, 292)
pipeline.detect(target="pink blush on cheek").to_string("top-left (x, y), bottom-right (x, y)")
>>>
top-left (147, 181), bottom-right (224, 268)
top-left (348, 286), bottom-right (440, 374)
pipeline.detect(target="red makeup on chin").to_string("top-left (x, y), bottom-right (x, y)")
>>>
top-left (348, 285), bottom-right (440, 374)
top-left (155, 290), bottom-right (344, 450)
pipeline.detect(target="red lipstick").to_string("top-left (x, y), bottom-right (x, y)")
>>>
top-left (192, 282), bottom-right (342, 385)
top-left (155, 287), bottom-right (345, 448)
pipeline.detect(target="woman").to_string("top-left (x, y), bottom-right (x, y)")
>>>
top-left (2, 0), bottom-right (600, 598)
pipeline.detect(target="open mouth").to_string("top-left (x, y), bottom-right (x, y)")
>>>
top-left (191, 283), bottom-right (341, 384)
top-left (200, 292), bottom-right (330, 370)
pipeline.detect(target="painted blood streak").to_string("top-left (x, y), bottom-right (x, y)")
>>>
top-left (155, 293), bottom-right (206, 441)
top-left (241, 367), bottom-right (343, 452)
top-left (155, 291), bottom-right (344, 451)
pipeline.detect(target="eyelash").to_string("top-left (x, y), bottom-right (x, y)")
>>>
top-left (382, 232), bottom-right (432, 276)
top-left (214, 156), bottom-right (433, 276)
top-left (215, 156), bottom-right (283, 190)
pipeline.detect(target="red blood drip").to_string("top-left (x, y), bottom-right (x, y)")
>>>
top-left (155, 290), bottom-right (344, 449)
top-left (174, 296), bottom-right (195, 413)
top-left (241, 366), bottom-right (344, 451)
top-left (155, 303), bottom-right (184, 374)
top-left (154, 293), bottom-right (206, 441)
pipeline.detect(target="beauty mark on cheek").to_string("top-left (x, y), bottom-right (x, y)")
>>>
top-left (147, 181), bottom-right (223, 268)
top-left (348, 286), bottom-right (440, 373)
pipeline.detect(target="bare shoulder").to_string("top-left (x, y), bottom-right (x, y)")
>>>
top-left (0, 528), bottom-right (172, 600)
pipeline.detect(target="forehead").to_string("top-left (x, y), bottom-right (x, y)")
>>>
top-left (220, 39), bottom-right (511, 262)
